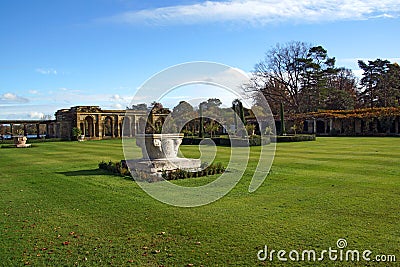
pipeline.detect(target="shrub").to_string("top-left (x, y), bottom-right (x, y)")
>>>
top-left (99, 160), bottom-right (226, 182)
top-left (98, 160), bottom-right (131, 177)
top-left (249, 135), bottom-right (271, 146)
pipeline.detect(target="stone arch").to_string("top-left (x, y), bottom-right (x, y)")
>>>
top-left (122, 116), bottom-right (131, 137)
top-left (80, 122), bottom-right (84, 135)
top-left (138, 117), bottom-right (146, 133)
top-left (316, 120), bottom-right (325, 134)
top-left (104, 116), bottom-right (113, 137)
top-left (84, 116), bottom-right (95, 137)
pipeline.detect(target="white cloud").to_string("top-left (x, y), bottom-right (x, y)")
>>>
top-left (29, 111), bottom-right (45, 119)
top-left (29, 90), bottom-right (39, 94)
top-left (102, 0), bottom-right (400, 26)
top-left (36, 68), bottom-right (57, 75)
top-left (112, 103), bottom-right (123, 109)
top-left (0, 92), bottom-right (29, 104)
top-left (111, 94), bottom-right (122, 101)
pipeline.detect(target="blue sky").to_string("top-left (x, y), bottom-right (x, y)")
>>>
top-left (1, 0), bottom-right (400, 119)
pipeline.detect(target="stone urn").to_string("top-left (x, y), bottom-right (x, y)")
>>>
top-left (136, 134), bottom-right (184, 160)
top-left (13, 136), bottom-right (30, 148)
top-left (13, 136), bottom-right (27, 145)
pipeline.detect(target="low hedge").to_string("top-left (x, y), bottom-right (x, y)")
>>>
top-left (98, 160), bottom-right (226, 182)
top-left (276, 134), bottom-right (316, 142)
top-left (182, 135), bottom-right (271, 147)
top-left (0, 137), bottom-right (66, 144)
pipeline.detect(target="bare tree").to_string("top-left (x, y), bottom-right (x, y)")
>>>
top-left (248, 41), bottom-right (311, 114)
top-left (41, 114), bottom-right (53, 120)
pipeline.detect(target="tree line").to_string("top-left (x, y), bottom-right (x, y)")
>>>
top-left (128, 98), bottom-right (254, 136)
top-left (247, 41), bottom-right (400, 114)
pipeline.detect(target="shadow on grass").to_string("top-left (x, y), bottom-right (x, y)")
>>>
top-left (58, 169), bottom-right (134, 181)
top-left (1, 144), bottom-right (37, 149)
top-left (58, 168), bottom-right (107, 176)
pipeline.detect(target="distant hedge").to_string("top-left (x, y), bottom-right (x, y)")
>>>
top-left (276, 134), bottom-right (316, 142)
top-left (0, 137), bottom-right (66, 144)
top-left (182, 135), bottom-right (271, 147)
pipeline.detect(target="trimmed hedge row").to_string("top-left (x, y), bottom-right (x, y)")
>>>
top-left (0, 137), bottom-right (65, 144)
top-left (182, 135), bottom-right (271, 147)
top-left (161, 162), bottom-right (225, 180)
top-left (98, 160), bottom-right (226, 182)
top-left (276, 134), bottom-right (316, 142)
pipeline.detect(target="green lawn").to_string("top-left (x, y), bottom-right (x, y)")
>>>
top-left (1, 138), bottom-right (399, 266)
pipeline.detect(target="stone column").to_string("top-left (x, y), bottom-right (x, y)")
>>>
top-left (91, 121), bottom-right (94, 137)
top-left (23, 124), bottom-right (27, 136)
top-left (37, 124), bottom-right (40, 138)
top-left (132, 116), bottom-right (137, 136)
top-left (114, 117), bottom-right (119, 138)
top-left (98, 118), bottom-right (103, 139)
top-left (313, 119), bottom-right (316, 134)
top-left (10, 123), bottom-right (13, 136)
top-left (128, 118), bottom-right (132, 137)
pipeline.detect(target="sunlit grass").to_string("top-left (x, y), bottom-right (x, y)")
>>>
top-left (0, 138), bottom-right (399, 266)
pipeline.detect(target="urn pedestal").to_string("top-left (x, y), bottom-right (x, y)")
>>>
top-left (127, 134), bottom-right (201, 176)
top-left (13, 136), bottom-right (31, 148)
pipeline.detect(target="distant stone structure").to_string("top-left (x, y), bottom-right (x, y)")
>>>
top-left (49, 106), bottom-right (137, 140)
top-left (0, 106), bottom-right (168, 140)
top-left (48, 106), bottom-right (170, 140)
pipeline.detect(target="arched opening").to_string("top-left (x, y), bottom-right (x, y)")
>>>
top-left (303, 121), bottom-right (309, 132)
top-left (122, 117), bottom-right (131, 137)
top-left (85, 116), bottom-right (94, 137)
top-left (104, 116), bottom-right (113, 137)
top-left (80, 122), bottom-right (84, 136)
top-left (316, 120), bottom-right (325, 134)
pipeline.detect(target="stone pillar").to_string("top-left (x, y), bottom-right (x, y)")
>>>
top-left (128, 120), bottom-right (132, 137)
top-left (23, 124), bottom-right (27, 136)
top-left (313, 119), bottom-right (316, 134)
top-left (37, 124), bottom-right (40, 138)
top-left (114, 117), bottom-right (119, 138)
top-left (132, 116), bottom-right (137, 136)
top-left (325, 120), bottom-right (329, 134)
top-left (10, 123), bottom-right (13, 136)
top-left (91, 121), bottom-right (94, 137)
top-left (98, 118), bottom-right (103, 139)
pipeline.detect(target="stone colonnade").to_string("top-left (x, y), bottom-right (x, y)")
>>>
top-left (0, 120), bottom-right (51, 138)
top-left (300, 117), bottom-right (400, 135)
top-left (77, 113), bottom-right (144, 139)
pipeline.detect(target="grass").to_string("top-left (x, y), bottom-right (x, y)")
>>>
top-left (0, 138), bottom-right (399, 266)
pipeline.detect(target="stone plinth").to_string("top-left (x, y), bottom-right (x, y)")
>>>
top-left (126, 158), bottom-right (201, 175)
top-left (131, 133), bottom-right (201, 176)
